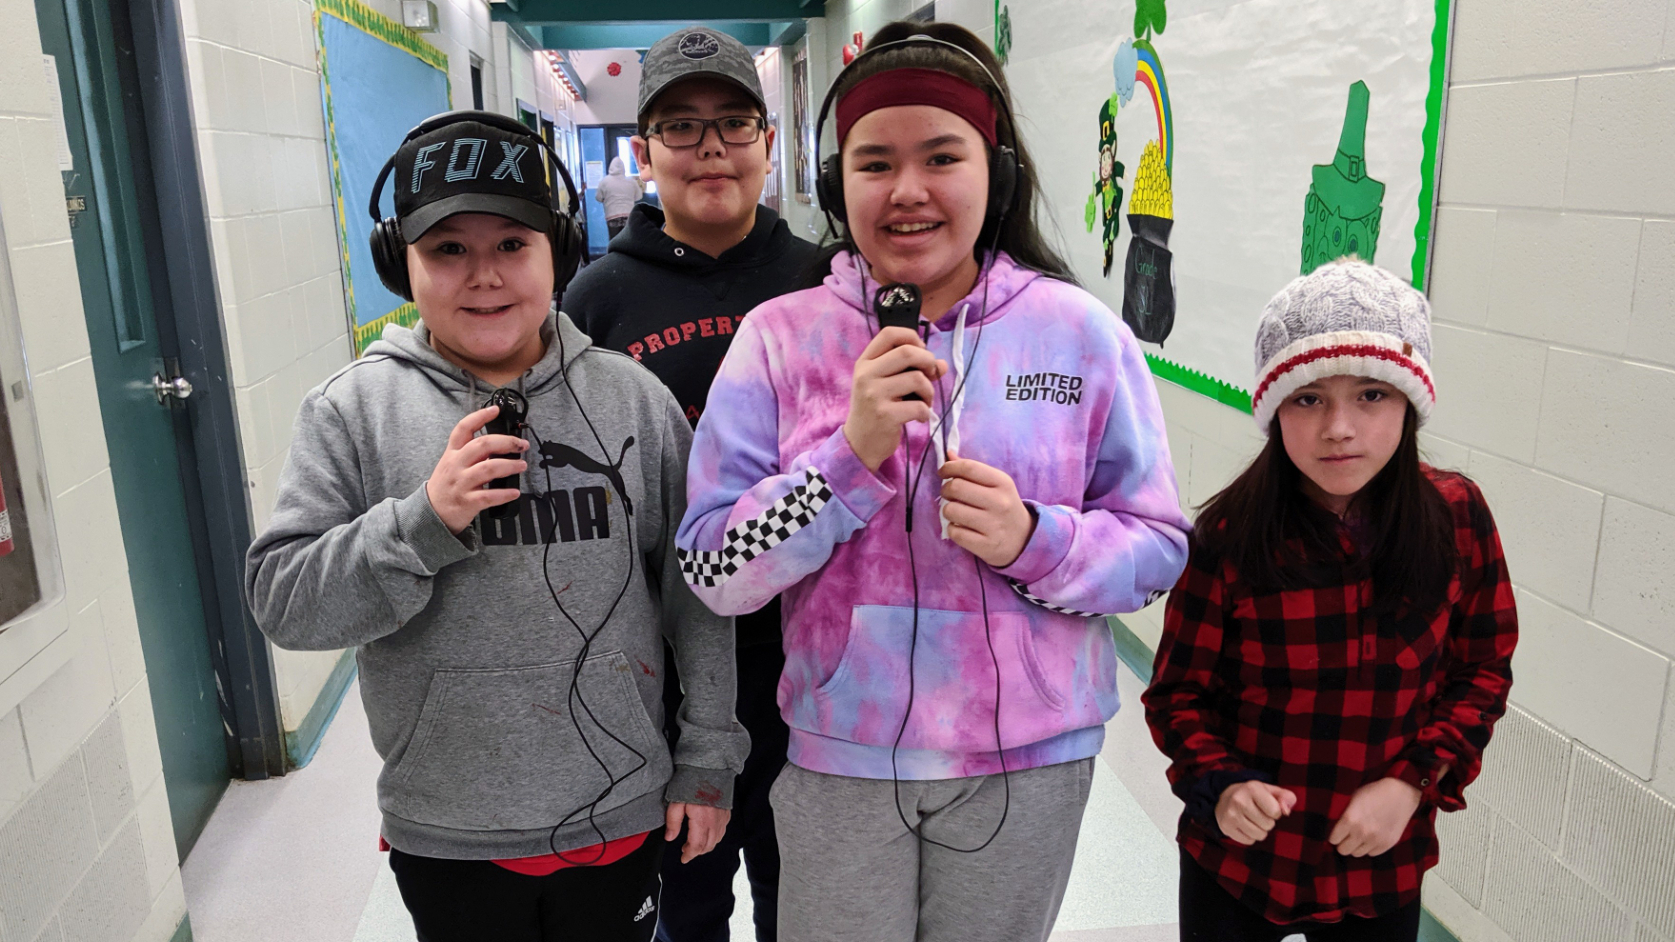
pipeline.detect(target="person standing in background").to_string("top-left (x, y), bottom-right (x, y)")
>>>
top-left (597, 156), bottom-right (644, 242)
top-left (562, 25), bottom-right (818, 942)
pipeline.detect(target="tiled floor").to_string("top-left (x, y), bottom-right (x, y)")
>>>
top-left (181, 663), bottom-right (1226, 941)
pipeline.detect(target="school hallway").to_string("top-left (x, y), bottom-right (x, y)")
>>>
top-left (178, 660), bottom-right (1191, 942)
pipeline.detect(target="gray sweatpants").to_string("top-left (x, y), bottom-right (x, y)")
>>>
top-left (770, 758), bottom-right (1095, 942)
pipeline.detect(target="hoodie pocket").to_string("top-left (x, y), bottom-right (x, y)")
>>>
top-left (810, 605), bottom-right (1069, 753)
top-left (383, 652), bottom-right (670, 832)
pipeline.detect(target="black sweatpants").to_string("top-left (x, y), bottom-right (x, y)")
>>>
top-left (389, 833), bottom-right (664, 942)
top-left (657, 641), bottom-right (789, 942)
top-left (1178, 850), bottom-right (1420, 942)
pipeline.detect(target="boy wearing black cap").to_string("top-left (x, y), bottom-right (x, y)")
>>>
top-left (561, 26), bottom-right (815, 942)
top-left (246, 112), bottom-right (749, 942)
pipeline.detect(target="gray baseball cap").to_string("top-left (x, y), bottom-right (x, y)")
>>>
top-left (638, 27), bottom-right (765, 122)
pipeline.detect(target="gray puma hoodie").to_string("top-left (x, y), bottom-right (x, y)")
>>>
top-left (245, 313), bottom-right (748, 860)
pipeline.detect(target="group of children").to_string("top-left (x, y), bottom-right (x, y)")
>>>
top-left (244, 20), bottom-right (1517, 942)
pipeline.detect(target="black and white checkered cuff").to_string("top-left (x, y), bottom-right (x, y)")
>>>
top-left (1006, 581), bottom-right (1163, 618)
top-left (679, 470), bottom-right (834, 588)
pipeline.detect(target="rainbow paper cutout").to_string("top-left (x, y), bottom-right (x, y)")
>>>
top-left (1133, 41), bottom-right (1172, 176)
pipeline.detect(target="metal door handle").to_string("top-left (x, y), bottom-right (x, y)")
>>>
top-left (153, 373), bottom-right (193, 404)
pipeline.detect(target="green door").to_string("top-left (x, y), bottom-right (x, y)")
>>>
top-left (35, 0), bottom-right (232, 859)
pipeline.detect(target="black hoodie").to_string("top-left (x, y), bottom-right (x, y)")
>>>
top-left (565, 203), bottom-right (818, 426)
top-left (564, 202), bottom-right (817, 647)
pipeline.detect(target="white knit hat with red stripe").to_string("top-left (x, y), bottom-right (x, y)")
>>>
top-left (1251, 259), bottom-right (1435, 432)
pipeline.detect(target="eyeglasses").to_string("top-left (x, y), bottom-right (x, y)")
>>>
top-left (646, 115), bottom-right (767, 148)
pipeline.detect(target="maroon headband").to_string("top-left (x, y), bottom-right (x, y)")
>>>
top-left (835, 68), bottom-right (998, 146)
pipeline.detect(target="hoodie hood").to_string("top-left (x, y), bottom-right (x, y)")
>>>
top-left (616, 203), bottom-right (801, 272)
top-left (608, 156), bottom-right (627, 176)
top-left (823, 249), bottom-right (1043, 331)
top-left (363, 309), bottom-right (593, 402)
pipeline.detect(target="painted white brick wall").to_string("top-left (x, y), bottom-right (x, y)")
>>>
top-left (0, 0), bottom-right (189, 938)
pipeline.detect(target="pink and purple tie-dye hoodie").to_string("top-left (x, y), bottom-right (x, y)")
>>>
top-left (678, 250), bottom-right (1190, 780)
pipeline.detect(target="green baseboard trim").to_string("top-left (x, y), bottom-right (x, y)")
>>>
top-left (1108, 615), bottom-right (1157, 684)
top-left (1109, 615), bottom-right (1464, 941)
top-left (283, 650), bottom-right (358, 770)
top-left (170, 914), bottom-right (193, 942)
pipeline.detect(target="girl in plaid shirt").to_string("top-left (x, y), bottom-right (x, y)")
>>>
top-left (1143, 261), bottom-right (1518, 942)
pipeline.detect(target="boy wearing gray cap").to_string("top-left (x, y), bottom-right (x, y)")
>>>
top-left (562, 26), bottom-right (816, 942)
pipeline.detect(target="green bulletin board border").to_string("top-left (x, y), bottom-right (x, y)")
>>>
top-left (1411, 0), bottom-right (1452, 291)
top-left (314, 0), bottom-right (450, 357)
top-left (1145, 352), bottom-right (1254, 413)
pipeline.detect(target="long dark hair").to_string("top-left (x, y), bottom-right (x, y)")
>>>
top-left (802, 21), bottom-right (1076, 288)
top-left (1194, 405), bottom-right (1457, 616)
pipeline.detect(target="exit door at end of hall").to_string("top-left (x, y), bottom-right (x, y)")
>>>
top-left (582, 124), bottom-right (652, 260)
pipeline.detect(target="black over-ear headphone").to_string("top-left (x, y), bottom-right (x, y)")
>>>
top-left (813, 35), bottom-right (1020, 228)
top-left (367, 110), bottom-right (585, 301)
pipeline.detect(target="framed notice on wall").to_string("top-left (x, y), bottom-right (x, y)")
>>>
top-left (0, 269), bottom-right (64, 631)
top-left (1002, 0), bottom-right (1452, 412)
top-left (315, 0), bottom-right (452, 357)
top-left (791, 44), bottom-right (816, 204)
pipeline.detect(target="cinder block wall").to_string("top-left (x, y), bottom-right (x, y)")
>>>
top-left (1417, 2), bottom-right (1675, 940)
top-left (0, 2), bottom-right (190, 939)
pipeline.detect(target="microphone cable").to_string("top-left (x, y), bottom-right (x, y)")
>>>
top-left (499, 324), bottom-right (651, 866)
top-left (888, 219), bottom-right (1013, 853)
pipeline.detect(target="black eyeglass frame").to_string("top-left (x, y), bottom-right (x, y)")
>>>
top-left (644, 115), bottom-right (768, 148)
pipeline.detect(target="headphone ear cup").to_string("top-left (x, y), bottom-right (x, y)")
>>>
top-left (988, 145), bottom-right (1019, 221)
top-left (369, 219), bottom-right (413, 301)
top-left (817, 154), bottom-right (847, 226)
top-left (549, 212), bottom-right (583, 293)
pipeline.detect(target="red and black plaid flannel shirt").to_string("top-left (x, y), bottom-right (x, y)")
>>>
top-left (1142, 468), bottom-right (1517, 925)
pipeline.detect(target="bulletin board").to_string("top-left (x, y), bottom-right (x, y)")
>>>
top-left (1002, 0), bottom-right (1452, 411)
top-left (314, 0), bottom-right (452, 356)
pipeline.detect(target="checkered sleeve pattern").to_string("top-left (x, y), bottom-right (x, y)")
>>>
top-left (1141, 468), bottom-right (1518, 925)
top-left (1007, 580), bottom-right (1163, 618)
top-left (678, 470), bottom-right (833, 588)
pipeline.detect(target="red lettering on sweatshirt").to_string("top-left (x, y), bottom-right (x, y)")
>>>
top-left (682, 322), bottom-right (698, 342)
top-left (716, 316), bottom-right (734, 335)
top-left (644, 333), bottom-right (665, 353)
top-left (663, 327), bottom-right (681, 346)
top-left (627, 341), bottom-right (645, 361)
top-left (698, 318), bottom-right (715, 337)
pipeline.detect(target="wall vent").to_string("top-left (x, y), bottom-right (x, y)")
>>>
top-left (1563, 747), bottom-right (1675, 939)
top-left (1483, 815), bottom-right (1631, 942)
top-left (1435, 797), bottom-right (1493, 907)
top-left (1474, 704), bottom-right (1573, 849)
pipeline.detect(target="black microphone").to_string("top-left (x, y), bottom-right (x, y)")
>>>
top-left (874, 283), bottom-right (925, 401)
top-left (483, 387), bottom-right (528, 518)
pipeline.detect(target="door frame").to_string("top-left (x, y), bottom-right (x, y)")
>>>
top-left (122, 0), bottom-right (285, 779)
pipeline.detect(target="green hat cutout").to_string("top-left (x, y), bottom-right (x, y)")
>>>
top-left (1301, 80), bottom-right (1385, 275)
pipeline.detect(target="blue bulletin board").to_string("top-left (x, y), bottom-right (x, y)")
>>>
top-left (314, 0), bottom-right (452, 355)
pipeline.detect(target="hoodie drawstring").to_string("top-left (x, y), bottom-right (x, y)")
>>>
top-left (932, 302), bottom-right (970, 540)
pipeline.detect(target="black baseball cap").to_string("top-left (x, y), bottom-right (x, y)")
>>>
top-left (638, 27), bottom-right (766, 122)
top-left (392, 117), bottom-right (552, 242)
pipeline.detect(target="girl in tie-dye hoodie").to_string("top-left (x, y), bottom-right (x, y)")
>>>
top-left (677, 21), bottom-right (1190, 942)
